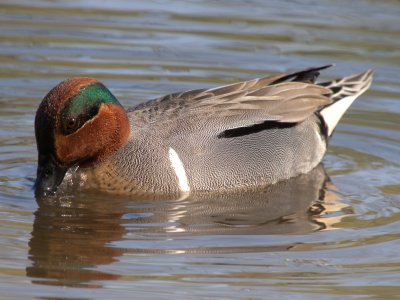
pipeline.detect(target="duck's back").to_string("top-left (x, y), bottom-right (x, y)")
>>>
top-left (94, 65), bottom-right (372, 194)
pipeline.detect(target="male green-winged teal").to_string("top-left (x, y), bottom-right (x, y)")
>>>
top-left (34, 65), bottom-right (373, 197)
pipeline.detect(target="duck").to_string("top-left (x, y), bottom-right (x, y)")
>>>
top-left (34, 65), bottom-right (373, 197)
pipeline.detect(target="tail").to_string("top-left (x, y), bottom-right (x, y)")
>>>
top-left (319, 69), bottom-right (373, 137)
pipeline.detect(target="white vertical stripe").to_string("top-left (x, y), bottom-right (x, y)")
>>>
top-left (168, 147), bottom-right (190, 193)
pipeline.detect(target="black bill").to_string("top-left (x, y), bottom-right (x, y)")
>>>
top-left (34, 154), bottom-right (68, 197)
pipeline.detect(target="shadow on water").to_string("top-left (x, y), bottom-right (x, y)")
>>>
top-left (26, 164), bottom-right (351, 288)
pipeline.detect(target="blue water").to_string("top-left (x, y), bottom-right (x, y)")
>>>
top-left (1, 1), bottom-right (400, 299)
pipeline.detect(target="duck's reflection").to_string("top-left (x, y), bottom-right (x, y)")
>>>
top-left (27, 164), bottom-right (351, 287)
top-left (26, 196), bottom-right (126, 287)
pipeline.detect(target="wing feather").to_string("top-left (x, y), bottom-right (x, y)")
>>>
top-left (130, 65), bottom-right (336, 132)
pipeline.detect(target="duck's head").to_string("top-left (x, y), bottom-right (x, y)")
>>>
top-left (34, 78), bottom-right (130, 196)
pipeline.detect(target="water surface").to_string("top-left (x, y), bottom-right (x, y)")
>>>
top-left (1, 1), bottom-right (400, 299)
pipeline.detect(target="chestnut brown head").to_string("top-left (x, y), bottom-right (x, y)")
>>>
top-left (34, 78), bottom-right (130, 196)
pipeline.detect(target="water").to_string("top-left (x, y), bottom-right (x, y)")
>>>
top-left (1, 0), bottom-right (400, 299)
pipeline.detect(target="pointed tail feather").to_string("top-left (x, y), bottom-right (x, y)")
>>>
top-left (319, 69), bottom-right (373, 136)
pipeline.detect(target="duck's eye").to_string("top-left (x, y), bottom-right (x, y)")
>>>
top-left (60, 101), bottom-right (101, 135)
top-left (66, 118), bottom-right (77, 131)
top-left (61, 116), bottom-right (82, 135)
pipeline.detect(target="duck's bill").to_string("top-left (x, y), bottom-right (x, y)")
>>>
top-left (34, 155), bottom-right (68, 197)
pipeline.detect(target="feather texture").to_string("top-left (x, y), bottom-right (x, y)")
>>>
top-left (131, 65), bottom-right (336, 132)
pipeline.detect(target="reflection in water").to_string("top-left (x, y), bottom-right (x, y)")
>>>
top-left (26, 198), bottom-right (125, 288)
top-left (27, 164), bottom-right (350, 287)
